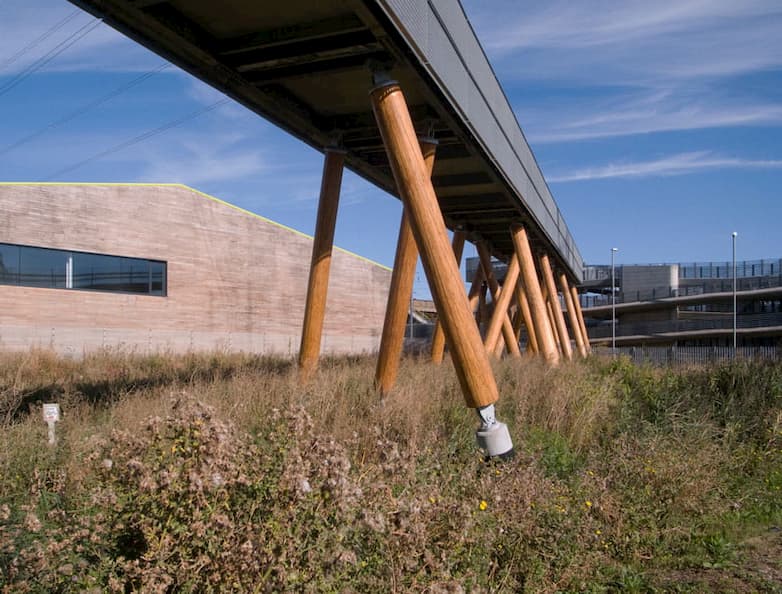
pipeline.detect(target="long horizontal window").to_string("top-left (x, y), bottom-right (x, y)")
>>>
top-left (0, 242), bottom-right (166, 296)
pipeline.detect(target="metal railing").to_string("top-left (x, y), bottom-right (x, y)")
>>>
top-left (581, 275), bottom-right (782, 308)
top-left (596, 345), bottom-right (780, 366)
top-left (680, 258), bottom-right (782, 280)
top-left (584, 258), bottom-right (782, 283)
top-left (588, 312), bottom-right (782, 339)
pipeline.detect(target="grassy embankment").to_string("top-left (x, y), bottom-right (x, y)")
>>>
top-left (1, 349), bottom-right (781, 592)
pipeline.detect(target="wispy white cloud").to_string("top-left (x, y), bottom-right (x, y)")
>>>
top-left (0, 0), bottom-right (160, 75)
top-left (548, 151), bottom-right (782, 182)
top-left (463, 0), bottom-right (782, 143)
top-left (472, 0), bottom-right (782, 82)
top-left (135, 132), bottom-right (269, 186)
top-left (521, 92), bottom-right (782, 143)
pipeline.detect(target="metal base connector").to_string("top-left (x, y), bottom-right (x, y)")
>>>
top-left (475, 404), bottom-right (514, 460)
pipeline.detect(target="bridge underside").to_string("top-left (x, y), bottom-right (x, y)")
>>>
top-left (66, 0), bottom-right (590, 457)
top-left (69, 0), bottom-right (581, 279)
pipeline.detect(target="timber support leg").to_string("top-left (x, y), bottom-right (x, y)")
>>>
top-left (540, 253), bottom-right (573, 361)
top-left (371, 79), bottom-right (512, 459)
top-left (477, 243), bottom-right (520, 358)
top-left (375, 138), bottom-right (437, 394)
top-left (511, 224), bottom-right (560, 365)
top-left (514, 280), bottom-right (538, 354)
top-left (570, 284), bottom-right (592, 354)
top-left (466, 264), bottom-right (486, 326)
top-left (298, 148), bottom-right (346, 381)
top-left (545, 294), bottom-right (563, 354)
top-left (559, 272), bottom-right (587, 358)
top-left (431, 231), bottom-right (466, 364)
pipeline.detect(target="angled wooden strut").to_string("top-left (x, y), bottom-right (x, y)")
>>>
top-left (371, 81), bottom-right (499, 409)
top-left (477, 279), bottom-right (489, 333)
top-left (541, 283), bottom-right (561, 354)
top-left (430, 231), bottom-right (466, 364)
top-left (511, 224), bottom-right (560, 365)
top-left (466, 261), bottom-right (486, 320)
top-left (298, 148), bottom-right (346, 380)
top-left (570, 284), bottom-right (592, 355)
top-left (375, 138), bottom-right (437, 395)
top-left (545, 293), bottom-right (562, 354)
top-left (476, 244), bottom-right (520, 358)
top-left (559, 272), bottom-right (587, 358)
top-left (514, 280), bottom-right (539, 354)
top-left (511, 302), bottom-right (523, 341)
top-left (540, 253), bottom-right (573, 361)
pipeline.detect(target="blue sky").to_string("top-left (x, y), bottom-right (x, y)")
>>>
top-left (1, 0), bottom-right (780, 298)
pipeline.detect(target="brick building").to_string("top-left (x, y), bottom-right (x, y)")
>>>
top-left (0, 183), bottom-right (390, 355)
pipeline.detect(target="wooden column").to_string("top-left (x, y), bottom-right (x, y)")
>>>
top-left (467, 266), bottom-right (486, 319)
top-left (481, 254), bottom-right (521, 358)
top-left (570, 284), bottom-right (592, 354)
top-left (375, 139), bottom-right (437, 394)
top-left (430, 231), bottom-right (466, 364)
top-left (540, 254), bottom-right (573, 361)
top-left (511, 224), bottom-right (559, 365)
top-left (298, 148), bottom-right (346, 379)
top-left (559, 272), bottom-right (587, 358)
top-left (541, 282), bottom-right (562, 354)
top-left (511, 304), bottom-right (523, 341)
top-left (371, 81), bottom-right (499, 409)
top-left (477, 244), bottom-right (521, 358)
top-left (514, 280), bottom-right (538, 354)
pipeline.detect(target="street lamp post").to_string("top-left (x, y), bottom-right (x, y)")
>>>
top-left (611, 247), bottom-right (618, 357)
top-left (732, 232), bottom-right (737, 356)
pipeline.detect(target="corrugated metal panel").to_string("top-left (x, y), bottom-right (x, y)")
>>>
top-left (376, 0), bottom-right (583, 278)
top-left (384, 0), bottom-right (430, 54)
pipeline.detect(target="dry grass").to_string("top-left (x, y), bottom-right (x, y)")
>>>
top-left (1, 349), bottom-right (781, 592)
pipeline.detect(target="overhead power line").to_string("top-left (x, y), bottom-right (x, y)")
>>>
top-left (0, 17), bottom-right (103, 99)
top-left (42, 97), bottom-right (231, 181)
top-left (0, 62), bottom-right (171, 157)
top-left (0, 9), bottom-right (81, 71)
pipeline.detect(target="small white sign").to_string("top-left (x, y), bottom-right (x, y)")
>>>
top-left (42, 403), bottom-right (60, 423)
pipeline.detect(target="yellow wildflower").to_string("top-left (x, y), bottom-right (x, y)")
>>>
top-left (479, 500), bottom-right (488, 511)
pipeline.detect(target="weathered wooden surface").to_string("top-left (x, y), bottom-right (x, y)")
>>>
top-left (560, 272), bottom-right (587, 358)
top-left (371, 82), bottom-right (499, 409)
top-left (375, 139), bottom-right (436, 394)
top-left (540, 253), bottom-right (573, 361)
top-left (299, 150), bottom-right (346, 378)
top-left (511, 224), bottom-right (559, 365)
top-left (430, 231), bottom-right (466, 364)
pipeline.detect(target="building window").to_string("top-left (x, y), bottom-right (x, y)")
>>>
top-left (0, 242), bottom-right (166, 296)
top-left (0, 243), bottom-right (21, 285)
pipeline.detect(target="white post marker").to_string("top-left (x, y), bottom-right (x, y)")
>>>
top-left (42, 403), bottom-right (60, 445)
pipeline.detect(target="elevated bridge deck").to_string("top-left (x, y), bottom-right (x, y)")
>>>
top-left (68, 0), bottom-right (582, 281)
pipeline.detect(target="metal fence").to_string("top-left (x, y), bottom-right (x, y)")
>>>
top-left (584, 259), bottom-right (782, 283)
top-left (596, 345), bottom-right (780, 366)
top-left (588, 312), bottom-right (782, 339)
top-left (680, 258), bottom-right (782, 280)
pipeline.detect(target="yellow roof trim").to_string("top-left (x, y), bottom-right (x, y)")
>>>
top-left (0, 182), bottom-right (392, 271)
